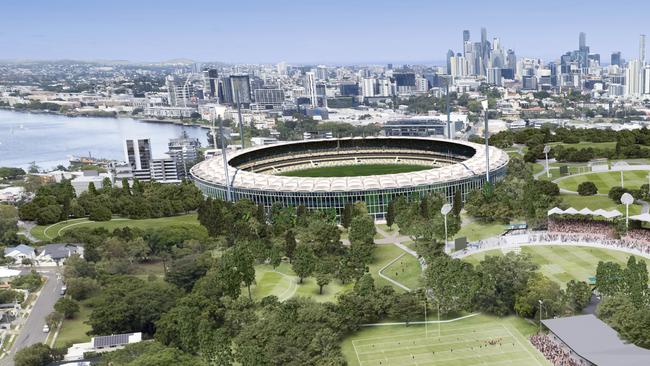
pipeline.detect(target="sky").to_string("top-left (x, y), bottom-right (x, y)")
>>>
top-left (2, 0), bottom-right (650, 65)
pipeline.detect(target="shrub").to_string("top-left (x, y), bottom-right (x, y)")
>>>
top-left (577, 181), bottom-right (598, 196)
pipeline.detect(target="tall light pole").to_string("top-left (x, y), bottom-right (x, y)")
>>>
top-left (543, 145), bottom-right (551, 178)
top-left (621, 170), bottom-right (625, 188)
top-left (215, 108), bottom-right (232, 202)
top-left (481, 100), bottom-right (490, 182)
top-left (441, 203), bottom-right (453, 252)
top-left (538, 299), bottom-right (544, 332)
top-left (236, 91), bottom-right (245, 149)
top-left (621, 193), bottom-right (634, 227)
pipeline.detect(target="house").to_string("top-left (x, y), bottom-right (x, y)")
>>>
top-left (3, 245), bottom-right (35, 264)
top-left (36, 244), bottom-right (83, 265)
top-left (64, 332), bottom-right (142, 361)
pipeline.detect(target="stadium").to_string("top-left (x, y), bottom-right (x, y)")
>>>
top-left (191, 137), bottom-right (509, 219)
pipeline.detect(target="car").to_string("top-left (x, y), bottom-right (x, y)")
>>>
top-left (43, 324), bottom-right (49, 333)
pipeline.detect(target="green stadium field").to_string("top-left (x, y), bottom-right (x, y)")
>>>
top-left (557, 170), bottom-right (650, 193)
top-left (341, 314), bottom-right (549, 366)
top-left (278, 164), bottom-right (431, 177)
top-left (560, 194), bottom-right (642, 215)
top-left (463, 245), bottom-right (650, 286)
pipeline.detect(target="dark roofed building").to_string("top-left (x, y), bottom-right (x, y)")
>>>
top-left (542, 315), bottom-right (650, 366)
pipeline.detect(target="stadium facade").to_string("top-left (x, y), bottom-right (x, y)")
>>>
top-left (191, 137), bottom-right (509, 219)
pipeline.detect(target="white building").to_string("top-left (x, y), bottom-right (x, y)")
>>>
top-left (65, 332), bottom-right (142, 361)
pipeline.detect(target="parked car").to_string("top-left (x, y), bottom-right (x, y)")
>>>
top-left (42, 324), bottom-right (49, 333)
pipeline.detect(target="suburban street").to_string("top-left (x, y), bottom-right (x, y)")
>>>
top-left (0, 269), bottom-right (62, 366)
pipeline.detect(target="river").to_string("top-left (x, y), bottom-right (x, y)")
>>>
top-left (0, 110), bottom-right (209, 170)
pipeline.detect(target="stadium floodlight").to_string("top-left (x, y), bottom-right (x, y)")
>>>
top-left (441, 203), bottom-right (453, 252)
top-left (543, 145), bottom-right (551, 178)
top-left (481, 100), bottom-right (490, 182)
top-left (621, 193), bottom-right (634, 227)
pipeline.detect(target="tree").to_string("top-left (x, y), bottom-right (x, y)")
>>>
top-left (565, 280), bottom-right (592, 313)
top-left (608, 186), bottom-right (630, 203)
top-left (475, 253), bottom-right (538, 316)
top-left (98, 341), bottom-right (204, 366)
top-left (316, 271), bottom-right (331, 295)
top-left (89, 204), bottom-right (112, 221)
top-left (341, 203), bottom-right (353, 228)
top-left (452, 190), bottom-right (462, 216)
top-left (46, 311), bottom-right (63, 330)
top-left (514, 273), bottom-right (564, 319)
top-left (386, 199), bottom-right (396, 229)
top-left (66, 277), bottom-right (100, 301)
top-left (284, 229), bottom-right (297, 263)
top-left (36, 205), bottom-right (62, 225)
top-left (424, 255), bottom-right (477, 316)
top-left (578, 181), bottom-right (598, 196)
top-left (88, 277), bottom-right (180, 335)
top-left (622, 256), bottom-right (649, 308)
top-left (389, 292), bottom-right (421, 325)
top-left (165, 254), bottom-right (210, 292)
top-left (595, 261), bottom-right (623, 297)
top-left (14, 343), bottom-right (62, 366)
top-left (54, 298), bottom-right (79, 319)
top-left (292, 243), bottom-right (315, 283)
top-left (234, 243), bottom-right (256, 300)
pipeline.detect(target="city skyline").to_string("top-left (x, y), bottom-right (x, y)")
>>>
top-left (3, 0), bottom-right (650, 64)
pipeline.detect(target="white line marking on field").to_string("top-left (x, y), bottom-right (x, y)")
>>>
top-left (501, 324), bottom-right (543, 366)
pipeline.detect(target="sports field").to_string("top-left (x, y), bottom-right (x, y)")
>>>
top-left (556, 170), bottom-right (650, 193)
top-left (341, 314), bottom-right (549, 366)
top-left (382, 252), bottom-right (422, 290)
top-left (279, 164), bottom-right (431, 177)
top-left (463, 245), bottom-right (650, 286)
top-left (31, 213), bottom-right (201, 241)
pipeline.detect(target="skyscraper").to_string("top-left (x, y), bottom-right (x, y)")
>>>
top-left (230, 74), bottom-right (252, 107)
top-left (124, 139), bottom-right (152, 181)
top-left (640, 34), bottom-right (646, 65)
top-left (202, 69), bottom-right (218, 99)
top-left (463, 30), bottom-right (470, 43)
top-left (579, 32), bottom-right (587, 51)
top-left (304, 72), bottom-right (318, 107)
top-left (166, 75), bottom-right (193, 107)
top-left (167, 132), bottom-right (201, 179)
top-left (611, 52), bottom-right (622, 66)
top-left (446, 49), bottom-right (455, 74)
top-left (626, 59), bottom-right (642, 97)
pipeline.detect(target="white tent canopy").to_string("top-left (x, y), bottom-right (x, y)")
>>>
top-left (547, 207), bottom-right (622, 219)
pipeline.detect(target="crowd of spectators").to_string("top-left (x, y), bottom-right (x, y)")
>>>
top-left (529, 334), bottom-right (583, 366)
top-left (548, 219), bottom-right (616, 238)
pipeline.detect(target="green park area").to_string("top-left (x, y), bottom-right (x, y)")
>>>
top-left (341, 314), bottom-right (549, 366)
top-left (548, 141), bottom-right (617, 150)
top-left (54, 304), bottom-right (92, 348)
top-left (463, 245), bottom-right (650, 286)
top-left (31, 213), bottom-right (201, 241)
top-left (279, 164), bottom-right (431, 177)
top-left (560, 194), bottom-right (642, 215)
top-left (248, 244), bottom-right (420, 303)
top-left (556, 170), bottom-right (650, 193)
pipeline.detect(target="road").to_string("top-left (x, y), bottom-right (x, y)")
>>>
top-left (1, 269), bottom-right (62, 366)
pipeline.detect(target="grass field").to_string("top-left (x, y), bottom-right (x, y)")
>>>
top-left (31, 213), bottom-right (201, 241)
top-left (463, 245), bottom-right (650, 286)
top-left (548, 141), bottom-right (617, 150)
top-left (54, 304), bottom-right (91, 348)
top-left (279, 164), bottom-right (431, 177)
top-left (454, 220), bottom-right (506, 242)
top-left (341, 314), bottom-right (549, 366)
top-left (248, 244), bottom-right (416, 302)
top-left (560, 194), bottom-right (642, 215)
top-left (382, 253), bottom-right (422, 290)
top-left (556, 170), bottom-right (650, 193)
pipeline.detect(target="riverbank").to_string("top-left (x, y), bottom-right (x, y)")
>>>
top-left (0, 106), bottom-right (210, 129)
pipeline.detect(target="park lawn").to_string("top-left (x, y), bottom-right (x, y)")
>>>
top-left (454, 220), bottom-right (506, 242)
top-left (382, 252), bottom-right (422, 290)
top-left (54, 304), bottom-right (92, 348)
top-left (341, 314), bottom-right (549, 366)
top-left (463, 245), bottom-right (650, 287)
top-left (548, 141), bottom-right (617, 150)
top-left (31, 213), bottom-right (201, 241)
top-left (556, 170), bottom-right (650, 193)
top-left (279, 164), bottom-right (431, 177)
top-left (560, 194), bottom-right (643, 215)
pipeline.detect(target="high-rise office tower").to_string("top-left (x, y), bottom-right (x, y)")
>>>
top-left (506, 49), bottom-right (517, 70)
top-left (124, 138), bottom-right (152, 181)
top-left (640, 34), bottom-right (646, 65)
top-left (446, 49), bottom-right (455, 74)
top-left (315, 65), bottom-right (328, 80)
top-left (480, 27), bottom-right (490, 75)
top-left (579, 32), bottom-right (587, 50)
top-left (626, 59), bottom-right (642, 96)
top-left (304, 72), bottom-right (318, 107)
top-left (361, 77), bottom-right (376, 98)
top-left (377, 78), bottom-right (392, 97)
top-left (463, 30), bottom-right (470, 43)
top-left (230, 74), bottom-right (252, 107)
top-left (166, 75), bottom-right (193, 107)
top-left (643, 66), bottom-right (650, 94)
top-left (202, 69), bottom-right (218, 99)
top-left (487, 67), bottom-right (502, 86)
top-left (167, 132), bottom-right (201, 179)
top-left (611, 52), bottom-right (622, 66)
